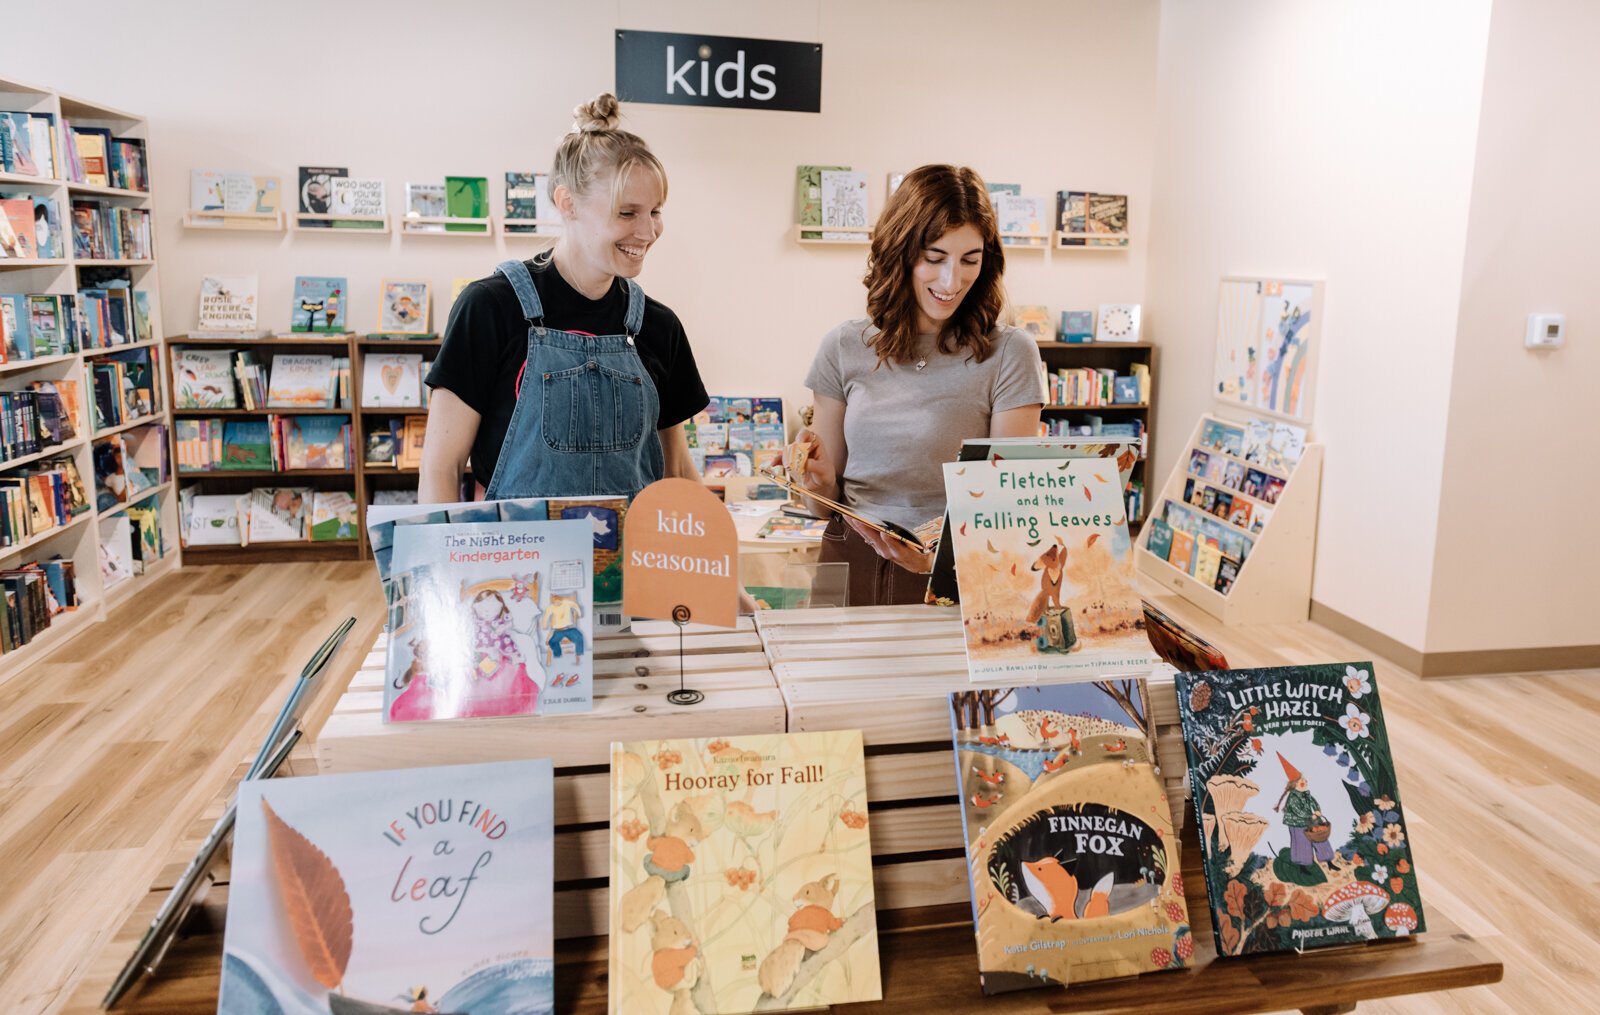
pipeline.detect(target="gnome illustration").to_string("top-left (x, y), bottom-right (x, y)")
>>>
top-left (1273, 753), bottom-right (1335, 869)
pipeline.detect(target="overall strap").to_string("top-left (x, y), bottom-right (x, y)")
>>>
top-left (495, 259), bottom-right (545, 324)
top-left (622, 278), bottom-right (646, 336)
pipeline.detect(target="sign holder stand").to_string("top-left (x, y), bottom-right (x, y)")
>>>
top-left (666, 605), bottom-right (704, 706)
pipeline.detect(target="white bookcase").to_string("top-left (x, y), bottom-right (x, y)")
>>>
top-left (0, 76), bottom-right (178, 681)
top-left (1136, 413), bottom-right (1321, 626)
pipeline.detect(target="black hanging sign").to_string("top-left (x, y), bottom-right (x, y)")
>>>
top-left (615, 30), bottom-right (823, 113)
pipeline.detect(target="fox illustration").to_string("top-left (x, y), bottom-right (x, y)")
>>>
top-left (1020, 857), bottom-right (1113, 921)
top-left (1026, 538), bottom-right (1067, 624)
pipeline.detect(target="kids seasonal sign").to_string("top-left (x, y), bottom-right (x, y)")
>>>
top-left (942, 459), bottom-right (1160, 682)
top-left (624, 477), bottom-right (738, 628)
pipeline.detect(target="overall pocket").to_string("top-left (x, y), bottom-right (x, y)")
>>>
top-left (541, 359), bottom-right (647, 453)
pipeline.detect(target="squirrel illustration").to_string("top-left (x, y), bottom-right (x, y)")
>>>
top-left (647, 909), bottom-right (700, 1013)
top-left (644, 801), bottom-right (705, 883)
top-left (757, 874), bottom-right (845, 998)
top-left (1020, 858), bottom-right (1113, 921)
top-left (1026, 537), bottom-right (1067, 624)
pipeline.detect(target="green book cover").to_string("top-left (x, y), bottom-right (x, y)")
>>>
top-left (445, 175), bottom-right (489, 233)
top-left (794, 164), bottom-right (847, 239)
top-left (1146, 516), bottom-right (1173, 560)
top-left (1175, 663), bottom-right (1426, 956)
top-left (219, 420), bottom-right (271, 470)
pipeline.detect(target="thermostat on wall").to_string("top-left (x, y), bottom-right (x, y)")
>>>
top-left (1525, 312), bottom-right (1564, 349)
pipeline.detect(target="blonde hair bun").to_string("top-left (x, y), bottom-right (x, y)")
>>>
top-left (573, 93), bottom-right (622, 133)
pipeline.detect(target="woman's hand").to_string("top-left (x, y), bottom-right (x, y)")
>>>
top-left (844, 517), bottom-right (935, 574)
top-left (781, 427), bottom-right (834, 492)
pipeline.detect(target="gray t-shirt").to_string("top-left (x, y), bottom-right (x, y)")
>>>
top-left (804, 319), bottom-right (1044, 529)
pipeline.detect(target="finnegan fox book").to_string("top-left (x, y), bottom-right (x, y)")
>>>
top-left (384, 519), bottom-right (593, 722)
top-left (1175, 662), bottom-right (1426, 956)
top-left (949, 682), bottom-right (1191, 992)
top-left (219, 758), bottom-right (554, 1015)
top-left (942, 458), bottom-right (1160, 682)
top-left (609, 731), bottom-right (882, 1014)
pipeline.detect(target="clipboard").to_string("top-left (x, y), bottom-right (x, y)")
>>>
top-left (756, 464), bottom-right (934, 554)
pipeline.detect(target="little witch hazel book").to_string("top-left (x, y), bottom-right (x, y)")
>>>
top-left (384, 519), bottom-right (593, 722)
top-left (219, 758), bottom-right (554, 1015)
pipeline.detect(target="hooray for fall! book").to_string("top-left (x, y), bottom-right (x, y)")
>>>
top-left (219, 758), bottom-right (554, 1015)
top-left (941, 458), bottom-right (1160, 682)
top-left (1175, 662), bottom-right (1426, 956)
top-left (609, 731), bottom-right (882, 1014)
top-left (950, 681), bottom-right (1191, 992)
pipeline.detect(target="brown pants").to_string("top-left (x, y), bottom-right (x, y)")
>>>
top-left (818, 515), bottom-right (929, 607)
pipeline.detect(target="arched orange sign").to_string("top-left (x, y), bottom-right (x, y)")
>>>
top-left (623, 478), bottom-right (739, 629)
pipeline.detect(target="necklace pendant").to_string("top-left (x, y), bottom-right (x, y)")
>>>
top-left (915, 358), bottom-right (928, 371)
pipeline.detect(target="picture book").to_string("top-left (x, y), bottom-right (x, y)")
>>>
top-left (1261, 475), bottom-right (1286, 504)
top-left (1269, 421), bottom-right (1307, 472)
top-left (1059, 309), bottom-right (1094, 341)
top-left (949, 681), bottom-right (1190, 993)
top-left (131, 290), bottom-right (152, 343)
top-left (248, 487), bottom-right (310, 542)
top-left (290, 276), bottom-right (346, 333)
top-left (1055, 190), bottom-right (1088, 245)
top-left (1188, 448), bottom-right (1210, 477)
top-left (1164, 501), bottom-right (1253, 564)
top-left (1013, 304), bottom-right (1053, 341)
top-left (1214, 555), bottom-right (1240, 593)
top-left (360, 352), bottom-right (423, 407)
top-left (1242, 469), bottom-right (1267, 499)
top-left (1221, 460), bottom-right (1245, 491)
top-left (330, 176), bottom-right (386, 227)
top-left (30, 196), bottom-right (62, 259)
top-left (444, 175), bottom-right (490, 232)
top-left (0, 197), bottom-right (35, 258)
top-left (366, 497), bottom-right (540, 592)
top-left (819, 169), bottom-right (867, 241)
top-left (174, 349), bottom-right (237, 409)
top-left (1146, 516), bottom-right (1173, 560)
top-left (282, 415), bottom-right (350, 469)
top-left (1226, 497), bottom-right (1253, 529)
top-left (377, 280), bottom-right (431, 335)
top-left (297, 165), bottom-right (345, 226)
top-left (309, 489), bottom-right (357, 541)
top-left (197, 275), bottom-right (259, 332)
top-left (1175, 663), bottom-right (1426, 955)
top-left (609, 730), bottom-right (881, 1014)
top-left (1194, 541), bottom-right (1223, 587)
top-left (1169, 529), bottom-right (1195, 574)
top-left (1243, 418), bottom-right (1273, 464)
top-left (546, 497), bottom-right (628, 634)
top-left (384, 518), bottom-right (594, 721)
top-left (399, 417), bottom-right (426, 469)
top-left (219, 759), bottom-right (554, 1015)
top-left (190, 170), bottom-right (256, 212)
top-left (184, 493), bottom-right (243, 546)
top-left (993, 193), bottom-right (1049, 247)
top-left (942, 459), bottom-right (1159, 682)
top-left (220, 420), bottom-right (271, 470)
top-left (1198, 417), bottom-right (1244, 456)
top-left (1085, 193), bottom-right (1129, 246)
top-left (794, 164), bottom-right (848, 239)
top-left (254, 176), bottom-right (280, 214)
top-left (266, 355), bottom-right (336, 408)
top-left (404, 182), bottom-right (446, 231)
top-left (505, 171), bottom-right (538, 231)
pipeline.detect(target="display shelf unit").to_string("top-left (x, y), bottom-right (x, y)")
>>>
top-left (1036, 340), bottom-right (1158, 529)
top-left (0, 75), bottom-right (179, 678)
top-left (396, 215), bottom-right (491, 235)
top-left (498, 216), bottom-right (561, 239)
top-left (1053, 230), bottom-right (1130, 250)
top-left (180, 209), bottom-right (285, 232)
top-left (1136, 413), bottom-right (1322, 626)
top-left (288, 213), bottom-right (389, 233)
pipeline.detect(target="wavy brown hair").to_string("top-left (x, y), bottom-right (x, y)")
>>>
top-left (864, 164), bottom-right (1006, 365)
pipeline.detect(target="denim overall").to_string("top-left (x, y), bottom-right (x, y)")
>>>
top-left (483, 259), bottom-right (664, 499)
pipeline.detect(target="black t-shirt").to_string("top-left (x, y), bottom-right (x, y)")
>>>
top-left (426, 258), bottom-right (708, 489)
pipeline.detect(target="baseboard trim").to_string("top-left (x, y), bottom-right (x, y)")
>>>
top-left (1309, 601), bottom-right (1600, 678)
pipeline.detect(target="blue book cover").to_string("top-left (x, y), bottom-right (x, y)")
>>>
top-left (1060, 310), bottom-right (1095, 342)
top-left (220, 759), bottom-right (554, 1015)
top-left (1113, 376), bottom-right (1141, 404)
top-left (220, 420), bottom-right (272, 470)
top-left (1147, 516), bottom-right (1174, 560)
top-left (949, 682), bottom-right (1190, 993)
top-left (282, 414), bottom-right (350, 469)
top-left (1199, 418), bottom-right (1245, 456)
top-left (385, 519), bottom-right (593, 721)
top-left (290, 275), bottom-right (347, 333)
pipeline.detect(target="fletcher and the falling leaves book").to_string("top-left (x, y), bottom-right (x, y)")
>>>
top-left (941, 458), bottom-right (1160, 682)
top-left (949, 681), bottom-right (1191, 993)
top-left (609, 731), bottom-right (882, 1014)
top-left (220, 759), bottom-right (554, 1015)
top-left (1175, 663), bottom-right (1426, 955)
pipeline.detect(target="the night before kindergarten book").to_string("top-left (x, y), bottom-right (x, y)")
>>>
top-left (949, 682), bottom-right (1191, 992)
top-left (1175, 663), bottom-right (1426, 956)
top-left (219, 759), bottom-right (554, 1015)
top-left (942, 458), bottom-right (1160, 681)
top-left (384, 519), bottom-right (593, 722)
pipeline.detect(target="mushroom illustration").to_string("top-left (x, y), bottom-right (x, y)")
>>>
top-left (1219, 811), bottom-right (1270, 874)
top-left (1322, 882), bottom-right (1389, 940)
top-left (1384, 902), bottom-right (1418, 937)
top-left (1205, 774), bottom-right (1261, 848)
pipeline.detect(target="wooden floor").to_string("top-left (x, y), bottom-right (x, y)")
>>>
top-left (0, 563), bottom-right (1592, 1014)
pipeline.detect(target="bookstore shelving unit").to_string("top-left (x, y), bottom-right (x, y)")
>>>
top-left (1036, 340), bottom-right (1157, 529)
top-left (0, 76), bottom-right (178, 678)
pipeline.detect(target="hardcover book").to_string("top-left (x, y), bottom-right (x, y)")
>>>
top-left (377, 280), bottom-right (431, 335)
top-left (1059, 309), bottom-right (1095, 342)
top-left (174, 349), bottom-right (238, 409)
top-left (609, 730), bottom-right (882, 1014)
top-left (197, 275), bottom-right (259, 333)
top-left (384, 518), bottom-right (594, 722)
top-left (444, 175), bottom-right (490, 232)
top-left (309, 489), bottom-right (357, 541)
top-left (360, 352), bottom-right (423, 407)
top-left (941, 458), bottom-right (1159, 681)
top-left (282, 415), bottom-right (350, 469)
top-left (220, 420), bottom-right (271, 470)
top-left (329, 176), bottom-right (386, 227)
top-left (1199, 418), bottom-right (1245, 456)
top-left (248, 487), bottom-right (310, 542)
top-left (219, 759), bottom-right (554, 1015)
top-left (297, 165), bottom-right (346, 227)
top-left (1013, 305), bottom-right (1053, 341)
top-left (1175, 663), bottom-right (1426, 955)
top-left (950, 681), bottom-right (1190, 993)
top-left (1055, 190), bottom-right (1088, 245)
top-left (404, 182), bottom-right (446, 231)
top-left (505, 171), bottom-right (539, 231)
top-left (546, 497), bottom-right (628, 634)
top-left (1243, 418), bottom-right (1273, 464)
top-left (993, 193), bottom-right (1048, 247)
top-left (290, 276), bottom-right (346, 333)
top-left (266, 355), bottom-right (336, 408)
top-left (794, 164), bottom-right (848, 239)
top-left (819, 169), bottom-right (867, 241)
top-left (1085, 193), bottom-right (1129, 247)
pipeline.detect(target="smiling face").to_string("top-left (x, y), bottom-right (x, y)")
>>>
top-left (909, 223), bottom-right (984, 335)
top-left (557, 165), bottom-right (664, 282)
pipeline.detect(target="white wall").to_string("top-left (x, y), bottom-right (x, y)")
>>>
top-left (1143, 0), bottom-right (1494, 649)
top-left (1, 0), bottom-right (1160, 414)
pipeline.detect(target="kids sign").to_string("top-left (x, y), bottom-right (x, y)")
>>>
top-left (623, 478), bottom-right (739, 628)
top-left (615, 30), bottom-right (823, 113)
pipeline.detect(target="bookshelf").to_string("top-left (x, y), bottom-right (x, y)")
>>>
top-left (1136, 412), bottom-right (1322, 626)
top-left (0, 76), bottom-right (178, 680)
top-left (1035, 340), bottom-right (1158, 529)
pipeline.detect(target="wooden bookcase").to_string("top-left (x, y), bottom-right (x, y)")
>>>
top-left (0, 76), bottom-right (178, 680)
top-left (164, 334), bottom-right (442, 563)
top-left (1136, 413), bottom-right (1322, 626)
top-left (1035, 340), bottom-right (1157, 529)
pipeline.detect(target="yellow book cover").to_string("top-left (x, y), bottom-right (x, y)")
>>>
top-left (609, 730), bottom-right (882, 1014)
top-left (1194, 540), bottom-right (1223, 587)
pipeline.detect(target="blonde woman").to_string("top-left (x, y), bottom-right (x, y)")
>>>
top-left (422, 93), bottom-right (707, 502)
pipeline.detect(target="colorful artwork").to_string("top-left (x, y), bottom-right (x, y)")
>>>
top-left (1214, 277), bottom-right (1321, 423)
top-left (377, 279), bottom-right (431, 334)
top-left (1175, 663), bottom-right (1426, 955)
top-left (219, 759), bottom-right (554, 1014)
top-left (609, 731), bottom-right (881, 1013)
top-left (950, 682), bottom-right (1190, 992)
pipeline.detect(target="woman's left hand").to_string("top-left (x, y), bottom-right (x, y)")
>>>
top-left (845, 517), bottom-right (935, 574)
